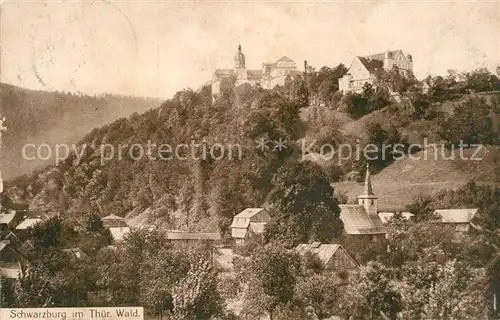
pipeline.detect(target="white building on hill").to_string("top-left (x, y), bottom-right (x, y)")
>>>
top-left (338, 49), bottom-right (413, 93)
top-left (211, 44), bottom-right (299, 99)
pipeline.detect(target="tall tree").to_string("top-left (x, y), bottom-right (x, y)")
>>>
top-left (265, 160), bottom-right (343, 247)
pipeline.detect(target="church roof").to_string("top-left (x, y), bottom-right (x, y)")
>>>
top-left (339, 205), bottom-right (386, 235)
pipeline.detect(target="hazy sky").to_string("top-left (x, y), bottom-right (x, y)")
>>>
top-left (1, 0), bottom-right (498, 99)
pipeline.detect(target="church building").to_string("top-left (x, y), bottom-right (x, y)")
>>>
top-left (211, 44), bottom-right (299, 99)
top-left (339, 164), bottom-right (387, 240)
top-left (338, 49), bottom-right (413, 93)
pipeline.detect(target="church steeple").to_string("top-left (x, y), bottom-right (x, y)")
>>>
top-left (363, 163), bottom-right (374, 196)
top-left (358, 163), bottom-right (378, 216)
top-left (234, 43), bottom-right (246, 69)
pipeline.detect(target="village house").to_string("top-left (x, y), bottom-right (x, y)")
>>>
top-left (15, 216), bottom-right (44, 239)
top-left (339, 164), bottom-right (387, 241)
top-left (0, 210), bottom-right (24, 230)
top-left (0, 261), bottom-right (23, 283)
top-left (338, 49), bottom-right (413, 93)
top-left (230, 207), bottom-right (271, 244)
top-left (165, 231), bottom-right (222, 248)
top-left (433, 209), bottom-right (479, 232)
top-left (102, 214), bottom-right (130, 242)
top-left (211, 44), bottom-right (299, 100)
top-left (295, 242), bottom-right (358, 272)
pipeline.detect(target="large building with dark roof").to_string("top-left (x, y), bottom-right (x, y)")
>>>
top-left (211, 44), bottom-right (299, 99)
top-left (338, 49), bottom-right (413, 93)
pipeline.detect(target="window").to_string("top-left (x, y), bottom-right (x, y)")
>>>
top-left (371, 200), bottom-right (374, 205)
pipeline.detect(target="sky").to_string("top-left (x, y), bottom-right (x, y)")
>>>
top-left (1, 0), bottom-right (499, 99)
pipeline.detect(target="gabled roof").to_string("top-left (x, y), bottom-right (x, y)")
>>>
top-left (276, 56), bottom-right (295, 63)
top-left (339, 205), bottom-right (386, 235)
top-left (296, 243), bottom-right (357, 267)
top-left (296, 243), bottom-right (341, 265)
top-left (234, 208), bottom-right (265, 219)
top-left (0, 262), bottom-right (22, 279)
top-left (434, 209), bottom-right (478, 224)
top-left (0, 212), bottom-right (17, 225)
top-left (15, 218), bottom-right (43, 230)
top-left (357, 56), bottom-right (383, 74)
top-left (378, 212), bottom-right (414, 224)
top-left (102, 214), bottom-right (125, 221)
top-left (365, 49), bottom-right (403, 61)
top-left (166, 232), bottom-right (221, 241)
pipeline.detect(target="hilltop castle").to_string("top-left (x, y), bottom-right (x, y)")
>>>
top-left (211, 44), bottom-right (299, 99)
top-left (338, 49), bottom-right (413, 93)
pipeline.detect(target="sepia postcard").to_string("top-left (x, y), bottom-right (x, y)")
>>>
top-left (0, 1), bottom-right (499, 319)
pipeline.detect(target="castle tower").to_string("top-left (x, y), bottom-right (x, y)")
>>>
top-left (234, 44), bottom-right (248, 82)
top-left (234, 44), bottom-right (246, 69)
top-left (357, 163), bottom-right (378, 216)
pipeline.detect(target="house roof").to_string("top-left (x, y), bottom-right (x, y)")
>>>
top-left (102, 214), bottom-right (125, 221)
top-left (234, 208), bottom-right (265, 219)
top-left (0, 212), bottom-right (17, 225)
top-left (296, 243), bottom-right (357, 267)
top-left (296, 243), bottom-right (342, 265)
top-left (339, 205), bottom-right (386, 235)
top-left (365, 49), bottom-right (403, 61)
top-left (434, 209), bottom-right (478, 224)
top-left (0, 240), bottom-right (10, 252)
top-left (166, 232), bottom-right (221, 241)
top-left (357, 56), bottom-right (384, 74)
top-left (15, 218), bottom-right (43, 230)
top-left (378, 212), bottom-right (414, 224)
top-left (0, 262), bottom-right (22, 279)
